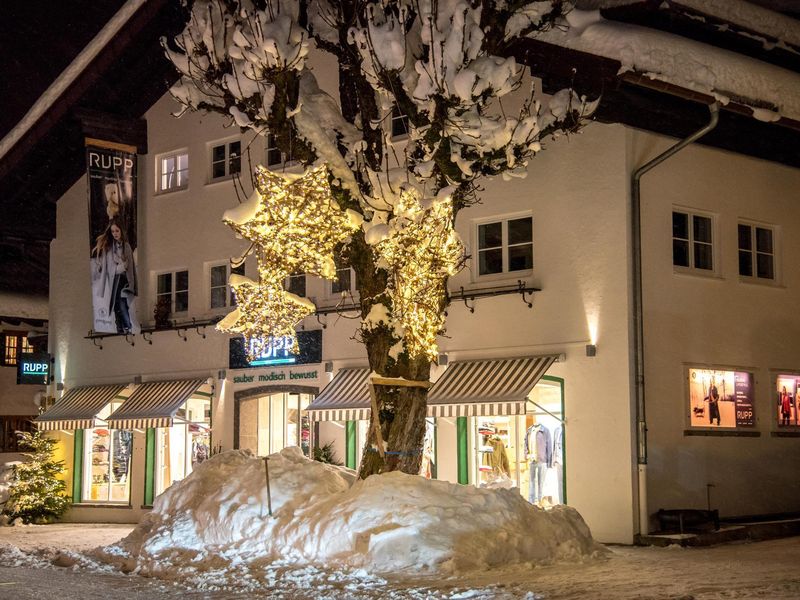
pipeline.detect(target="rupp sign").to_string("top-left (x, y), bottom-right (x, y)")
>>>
top-left (17, 353), bottom-right (52, 385)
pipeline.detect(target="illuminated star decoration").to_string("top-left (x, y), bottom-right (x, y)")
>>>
top-left (376, 188), bottom-right (464, 360)
top-left (217, 165), bottom-right (358, 360)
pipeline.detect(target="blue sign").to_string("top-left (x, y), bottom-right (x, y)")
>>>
top-left (17, 353), bottom-right (52, 385)
top-left (229, 330), bottom-right (322, 369)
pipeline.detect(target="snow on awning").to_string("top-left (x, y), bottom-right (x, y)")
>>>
top-left (306, 368), bottom-right (371, 422)
top-left (105, 379), bottom-right (210, 429)
top-left (426, 356), bottom-right (558, 418)
top-left (34, 384), bottom-right (128, 431)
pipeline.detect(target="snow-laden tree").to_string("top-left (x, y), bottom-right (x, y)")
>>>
top-left (163, 0), bottom-right (594, 478)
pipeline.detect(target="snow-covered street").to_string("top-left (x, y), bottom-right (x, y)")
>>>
top-left (0, 523), bottom-right (798, 599)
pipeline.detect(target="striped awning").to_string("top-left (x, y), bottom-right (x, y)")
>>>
top-left (34, 384), bottom-right (128, 431)
top-left (426, 355), bottom-right (558, 418)
top-left (105, 379), bottom-right (208, 429)
top-left (306, 368), bottom-right (371, 422)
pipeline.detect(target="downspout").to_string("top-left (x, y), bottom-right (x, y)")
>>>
top-left (632, 103), bottom-right (719, 538)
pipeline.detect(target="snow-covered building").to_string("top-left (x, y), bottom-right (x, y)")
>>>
top-left (2, 1), bottom-right (800, 545)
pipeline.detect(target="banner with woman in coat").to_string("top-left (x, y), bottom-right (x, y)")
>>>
top-left (86, 141), bottom-right (139, 334)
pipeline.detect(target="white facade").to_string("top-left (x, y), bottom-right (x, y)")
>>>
top-left (45, 80), bottom-right (800, 544)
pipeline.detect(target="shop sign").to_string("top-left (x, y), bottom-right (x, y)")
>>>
top-left (232, 368), bottom-right (320, 385)
top-left (776, 374), bottom-right (800, 427)
top-left (17, 352), bottom-right (52, 385)
top-left (229, 330), bottom-right (322, 369)
top-left (688, 368), bottom-right (754, 428)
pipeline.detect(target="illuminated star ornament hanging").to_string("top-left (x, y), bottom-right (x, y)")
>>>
top-left (217, 165), bottom-right (358, 360)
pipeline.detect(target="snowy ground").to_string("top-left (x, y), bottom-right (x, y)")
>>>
top-left (0, 524), bottom-right (798, 599)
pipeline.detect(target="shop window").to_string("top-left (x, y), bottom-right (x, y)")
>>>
top-left (155, 395), bottom-right (211, 496)
top-left (210, 140), bottom-right (241, 181)
top-left (158, 150), bottom-right (189, 193)
top-left (477, 216), bottom-right (533, 276)
top-left (285, 273), bottom-right (306, 297)
top-left (238, 392), bottom-right (312, 457)
top-left (210, 262), bottom-right (245, 309)
top-left (776, 375), bottom-right (800, 428)
top-left (83, 400), bottom-right (132, 503)
top-left (391, 105), bottom-right (409, 138)
top-left (672, 210), bottom-right (714, 271)
top-left (738, 223), bottom-right (775, 280)
top-left (156, 270), bottom-right (189, 316)
top-left (688, 368), bottom-right (755, 429)
top-left (1, 333), bottom-right (33, 367)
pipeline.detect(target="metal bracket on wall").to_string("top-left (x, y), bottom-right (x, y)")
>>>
top-left (176, 327), bottom-right (188, 342)
top-left (141, 331), bottom-right (153, 345)
top-left (124, 333), bottom-right (135, 347)
top-left (459, 287), bottom-right (476, 313)
top-left (518, 280), bottom-right (533, 308)
top-left (316, 313), bottom-right (327, 329)
top-left (92, 337), bottom-right (103, 350)
top-left (192, 318), bottom-right (206, 339)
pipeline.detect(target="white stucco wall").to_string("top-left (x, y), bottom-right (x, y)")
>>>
top-left (632, 128), bottom-right (800, 525)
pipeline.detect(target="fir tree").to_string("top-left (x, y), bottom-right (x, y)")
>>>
top-left (4, 430), bottom-right (69, 524)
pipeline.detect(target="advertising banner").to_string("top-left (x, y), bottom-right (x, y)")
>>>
top-left (86, 142), bottom-right (139, 334)
top-left (16, 352), bottom-right (52, 385)
top-left (229, 330), bottom-right (323, 369)
top-left (776, 374), bottom-right (800, 427)
top-left (688, 368), bottom-right (755, 428)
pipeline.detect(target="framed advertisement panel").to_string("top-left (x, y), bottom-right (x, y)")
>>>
top-left (688, 367), bottom-right (755, 429)
top-left (775, 373), bottom-right (800, 428)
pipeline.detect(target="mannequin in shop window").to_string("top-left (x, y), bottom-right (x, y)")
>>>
top-left (552, 424), bottom-right (563, 504)
top-left (524, 419), bottom-right (552, 505)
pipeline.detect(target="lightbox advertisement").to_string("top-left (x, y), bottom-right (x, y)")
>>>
top-left (688, 368), bottom-right (754, 428)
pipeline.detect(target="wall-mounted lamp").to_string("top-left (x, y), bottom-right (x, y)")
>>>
top-left (134, 375), bottom-right (142, 384)
top-left (586, 344), bottom-right (597, 357)
top-left (218, 370), bottom-right (227, 380)
top-left (56, 382), bottom-right (64, 391)
top-left (437, 353), bottom-right (449, 366)
top-left (324, 361), bottom-right (334, 373)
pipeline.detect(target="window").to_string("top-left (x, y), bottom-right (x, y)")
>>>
top-left (477, 216), bottom-right (533, 276)
top-left (1, 333), bottom-right (33, 367)
top-left (391, 105), bottom-right (409, 138)
top-left (672, 211), bottom-right (713, 271)
top-left (83, 400), bottom-right (132, 503)
top-left (158, 151), bottom-right (189, 192)
top-left (286, 273), bottom-right (306, 297)
top-left (266, 133), bottom-right (295, 167)
top-left (210, 262), bottom-right (245, 309)
top-left (155, 396), bottom-right (211, 496)
top-left (210, 140), bottom-right (241, 181)
top-left (331, 256), bottom-right (355, 295)
top-left (688, 368), bottom-right (754, 429)
top-left (157, 270), bottom-right (189, 316)
top-left (738, 223), bottom-right (775, 280)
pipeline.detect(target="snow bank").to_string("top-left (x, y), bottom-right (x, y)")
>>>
top-left (109, 448), bottom-right (603, 577)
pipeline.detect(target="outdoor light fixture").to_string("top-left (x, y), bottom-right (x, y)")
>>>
top-left (586, 344), bottom-right (597, 357)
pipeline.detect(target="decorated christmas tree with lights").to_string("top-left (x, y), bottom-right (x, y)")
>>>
top-left (4, 430), bottom-right (69, 524)
top-left (164, 0), bottom-right (594, 478)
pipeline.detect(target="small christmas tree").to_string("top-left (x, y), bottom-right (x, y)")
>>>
top-left (4, 430), bottom-right (69, 524)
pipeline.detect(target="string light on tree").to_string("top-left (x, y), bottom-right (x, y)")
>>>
top-left (217, 165), bottom-right (358, 360)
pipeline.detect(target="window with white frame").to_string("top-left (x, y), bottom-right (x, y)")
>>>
top-left (156, 270), bottom-right (189, 315)
top-left (672, 210), bottom-right (714, 271)
top-left (1, 333), bottom-right (33, 367)
top-left (210, 140), bottom-right (241, 181)
top-left (391, 105), bottom-right (409, 138)
top-left (210, 262), bottom-right (245, 309)
top-left (285, 273), bottom-right (306, 297)
top-left (738, 222), bottom-right (775, 280)
top-left (331, 255), bottom-right (356, 295)
top-left (83, 399), bottom-right (132, 504)
top-left (158, 151), bottom-right (189, 192)
top-left (477, 216), bottom-right (533, 276)
top-left (266, 133), bottom-right (295, 167)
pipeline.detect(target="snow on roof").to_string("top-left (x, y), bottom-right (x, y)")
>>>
top-left (536, 10), bottom-right (800, 122)
top-left (575, 0), bottom-right (800, 50)
top-left (107, 448), bottom-right (603, 577)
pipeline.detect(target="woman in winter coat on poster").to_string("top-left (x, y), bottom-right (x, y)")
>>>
top-left (93, 218), bottom-right (137, 334)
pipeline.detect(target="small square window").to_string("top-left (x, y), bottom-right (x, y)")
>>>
top-left (210, 262), bottom-right (246, 309)
top-left (1, 334), bottom-right (29, 367)
top-left (286, 273), bottom-right (306, 297)
top-left (477, 216), bottom-right (533, 276)
top-left (391, 106), bottom-right (409, 138)
top-left (331, 256), bottom-right (356, 295)
top-left (158, 151), bottom-right (189, 192)
top-left (210, 140), bottom-right (241, 181)
top-left (266, 133), bottom-right (294, 167)
top-left (672, 210), bottom-right (714, 272)
top-left (155, 270), bottom-right (189, 317)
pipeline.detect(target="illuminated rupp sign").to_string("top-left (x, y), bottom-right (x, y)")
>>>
top-left (17, 353), bottom-right (52, 385)
top-left (249, 335), bottom-right (297, 366)
top-left (229, 330), bottom-right (322, 370)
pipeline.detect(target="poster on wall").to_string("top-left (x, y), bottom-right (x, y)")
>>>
top-left (86, 142), bottom-right (139, 334)
top-left (776, 374), bottom-right (800, 427)
top-left (688, 368), bottom-right (755, 428)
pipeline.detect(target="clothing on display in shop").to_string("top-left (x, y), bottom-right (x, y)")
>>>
top-left (524, 423), bottom-right (553, 504)
top-left (484, 435), bottom-right (510, 476)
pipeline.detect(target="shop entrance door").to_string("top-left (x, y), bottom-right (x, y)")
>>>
top-left (239, 391), bottom-right (313, 457)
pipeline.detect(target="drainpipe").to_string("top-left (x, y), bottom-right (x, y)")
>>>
top-left (632, 103), bottom-right (719, 538)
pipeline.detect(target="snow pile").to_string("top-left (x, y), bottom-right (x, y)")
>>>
top-left (110, 448), bottom-right (602, 576)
